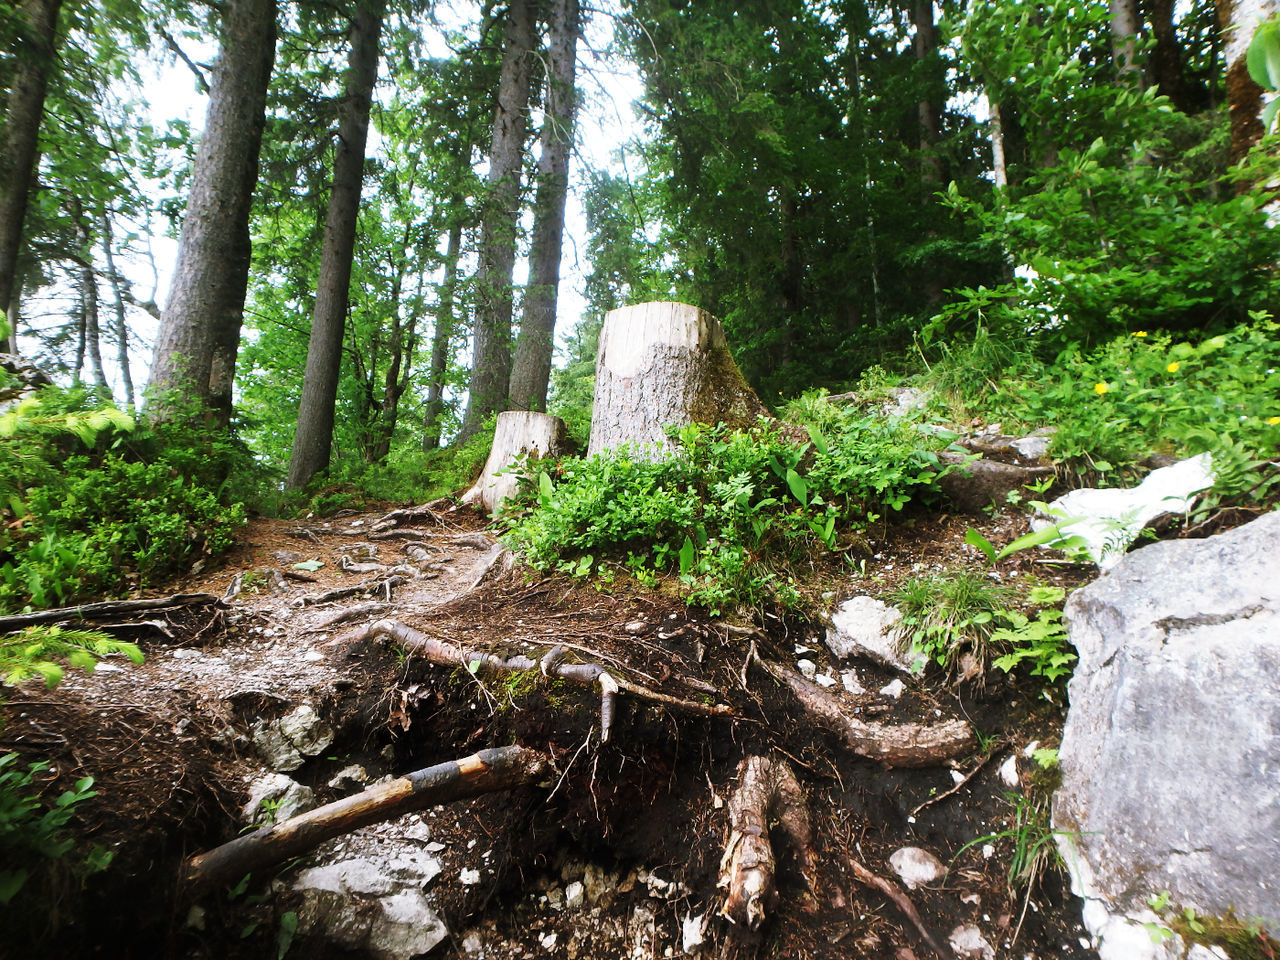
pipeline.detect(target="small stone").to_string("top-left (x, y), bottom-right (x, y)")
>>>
top-left (840, 670), bottom-right (865, 695)
top-left (460, 868), bottom-right (481, 885)
top-left (172, 649), bottom-right (202, 660)
top-left (814, 673), bottom-right (837, 688)
top-left (681, 913), bottom-right (706, 952)
top-left (462, 932), bottom-right (484, 955)
top-left (539, 932), bottom-right (558, 949)
top-left (888, 847), bottom-right (944, 889)
top-left (797, 658), bottom-right (817, 679)
top-left (243, 773), bottom-right (315, 825)
top-left (948, 924), bottom-right (996, 959)
top-left (327, 765), bottom-right (369, 792)
top-left (999, 755), bottom-right (1019, 788)
top-left (879, 679), bottom-right (905, 699)
top-left (565, 880), bottom-right (585, 910)
top-left (624, 620), bottom-right (648, 634)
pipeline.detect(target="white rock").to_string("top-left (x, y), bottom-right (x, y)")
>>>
top-left (681, 913), bottom-right (706, 952)
top-left (948, 924), bottom-right (996, 959)
top-left (539, 932), bottom-right (558, 949)
top-left (1031, 453), bottom-right (1214, 569)
top-left (460, 868), bottom-right (481, 885)
top-left (328, 765), bottom-right (370, 792)
top-left (826, 596), bottom-right (917, 672)
top-left (888, 847), bottom-right (944, 889)
top-left (879, 678), bottom-right (905, 699)
top-left (242, 773), bottom-right (315, 824)
top-left (814, 672), bottom-right (838, 688)
top-left (461, 931), bottom-right (484, 955)
top-left (565, 880), bottom-right (585, 910)
top-left (999, 755), bottom-right (1019, 788)
top-left (797, 658), bottom-right (817, 679)
top-left (840, 670), bottom-right (865, 695)
top-left (172, 649), bottom-right (202, 660)
top-left (250, 703), bottom-right (335, 772)
top-left (1010, 432), bottom-right (1053, 461)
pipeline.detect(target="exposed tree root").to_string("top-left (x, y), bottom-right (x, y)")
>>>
top-left (346, 619), bottom-right (734, 734)
top-left (0, 592), bottom-right (225, 631)
top-left (754, 655), bottom-right (973, 767)
top-left (846, 855), bottom-right (951, 958)
top-left (301, 575), bottom-right (410, 605)
top-left (182, 745), bottom-right (550, 895)
top-left (718, 755), bottom-right (817, 938)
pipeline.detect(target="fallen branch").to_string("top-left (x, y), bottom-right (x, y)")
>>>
top-left (846, 856), bottom-right (951, 958)
top-left (350, 619), bottom-right (733, 728)
top-left (754, 656), bottom-right (973, 767)
top-left (719, 755), bottom-right (817, 932)
top-left (303, 602), bottom-right (392, 633)
top-left (183, 745), bottom-right (550, 894)
top-left (0, 593), bottom-right (225, 631)
top-left (909, 746), bottom-right (1002, 818)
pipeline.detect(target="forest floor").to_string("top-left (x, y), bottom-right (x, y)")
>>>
top-left (0, 497), bottom-right (1100, 960)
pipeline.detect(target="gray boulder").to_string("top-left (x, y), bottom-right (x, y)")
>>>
top-left (250, 703), bottom-right (334, 772)
top-left (1054, 510), bottom-right (1280, 952)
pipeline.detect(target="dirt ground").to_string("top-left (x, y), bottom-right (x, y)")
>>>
top-left (0, 497), bottom-right (1099, 960)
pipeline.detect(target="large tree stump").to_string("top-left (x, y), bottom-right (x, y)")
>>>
top-left (588, 302), bottom-right (769, 458)
top-left (462, 410), bottom-right (569, 516)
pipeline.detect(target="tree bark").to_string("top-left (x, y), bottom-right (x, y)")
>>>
top-left (1219, 0), bottom-right (1278, 166)
top-left (1146, 0), bottom-right (1189, 108)
top-left (587, 302), bottom-right (770, 459)
top-left (509, 0), bottom-right (581, 413)
top-left (100, 213), bottom-right (136, 410)
top-left (146, 0), bottom-right (277, 427)
top-left (183, 746), bottom-right (550, 894)
top-left (1110, 0), bottom-right (1145, 88)
top-left (911, 0), bottom-right (945, 306)
top-left (72, 199), bottom-right (107, 390)
top-left (456, 0), bottom-right (537, 443)
top-left (462, 410), bottom-right (569, 515)
top-left (286, 0), bottom-right (385, 488)
top-left (0, 0), bottom-right (62, 321)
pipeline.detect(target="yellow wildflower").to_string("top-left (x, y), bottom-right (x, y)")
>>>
top-left (1094, 382), bottom-right (1109, 395)
top-left (1166, 361), bottom-right (1180, 373)
top-left (1269, 416), bottom-right (1280, 425)
top-left (1132, 331), bottom-right (1147, 337)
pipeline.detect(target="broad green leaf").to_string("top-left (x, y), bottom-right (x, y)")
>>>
top-left (293, 560), bottom-right (324, 572)
top-left (679, 536), bottom-right (696, 576)
top-left (785, 468), bottom-right (808, 505)
top-left (965, 527), bottom-right (997, 563)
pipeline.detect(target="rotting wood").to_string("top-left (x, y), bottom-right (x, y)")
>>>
top-left (348, 619), bottom-right (734, 727)
top-left (754, 656), bottom-right (973, 767)
top-left (183, 745), bottom-right (550, 894)
top-left (846, 856), bottom-right (951, 958)
top-left (718, 755), bottom-right (817, 933)
top-left (0, 593), bottom-right (225, 631)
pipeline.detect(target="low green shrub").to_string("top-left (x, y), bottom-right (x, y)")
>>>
top-left (504, 405), bottom-right (954, 613)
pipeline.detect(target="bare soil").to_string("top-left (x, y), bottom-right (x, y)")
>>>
top-left (0, 499), bottom-right (1099, 960)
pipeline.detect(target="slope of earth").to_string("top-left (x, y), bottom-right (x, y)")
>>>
top-left (0, 499), bottom-right (1096, 960)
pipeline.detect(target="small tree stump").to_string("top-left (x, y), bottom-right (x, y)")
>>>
top-left (588, 302), bottom-right (769, 458)
top-left (462, 410), bottom-right (568, 516)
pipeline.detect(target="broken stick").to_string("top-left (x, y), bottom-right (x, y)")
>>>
top-left (847, 856), bottom-right (951, 958)
top-left (183, 745), bottom-right (550, 894)
top-left (0, 593), bottom-right (224, 631)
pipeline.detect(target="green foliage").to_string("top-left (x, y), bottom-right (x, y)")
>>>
top-left (990, 606), bottom-right (1076, 683)
top-left (1249, 15), bottom-right (1280, 130)
top-left (0, 753), bottom-right (114, 908)
top-left (956, 791), bottom-right (1066, 896)
top-left (505, 405), bottom-right (953, 612)
top-left (888, 569), bottom-right (1014, 670)
top-left (0, 387), bottom-right (249, 612)
top-left (959, 317), bottom-right (1280, 509)
top-left (0, 626), bottom-right (142, 692)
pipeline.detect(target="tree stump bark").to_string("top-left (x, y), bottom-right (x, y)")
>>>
top-left (588, 302), bottom-right (770, 458)
top-left (462, 410), bottom-right (568, 516)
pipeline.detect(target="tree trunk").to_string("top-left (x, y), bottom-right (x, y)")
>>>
top-left (587, 302), bottom-right (770, 458)
top-left (423, 219), bottom-right (463, 451)
top-left (456, 0), bottom-right (537, 444)
top-left (462, 410), bottom-right (569, 515)
top-left (1111, 0), bottom-right (1145, 88)
top-left (146, 0), bottom-right (277, 427)
top-left (1219, 0), bottom-right (1278, 165)
top-left (286, 0), bottom-right (385, 488)
top-left (1146, 0), bottom-right (1189, 108)
top-left (6, 252), bottom-right (27, 355)
top-left (0, 0), bottom-right (62, 321)
top-left (911, 0), bottom-right (945, 306)
top-left (100, 213), bottom-right (136, 410)
top-left (72, 199), bottom-right (107, 390)
top-left (509, 0), bottom-right (581, 413)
